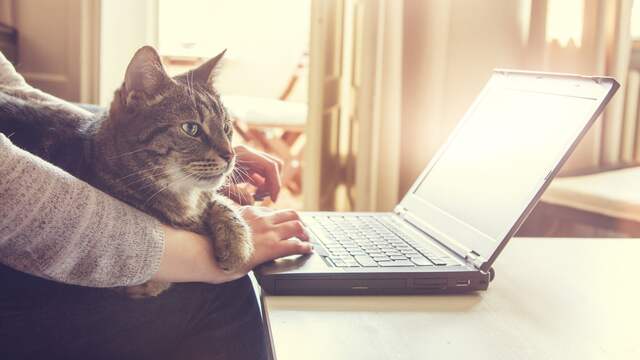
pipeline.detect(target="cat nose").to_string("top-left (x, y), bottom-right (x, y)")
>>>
top-left (219, 146), bottom-right (235, 162)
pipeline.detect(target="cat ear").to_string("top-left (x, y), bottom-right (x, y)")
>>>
top-left (124, 46), bottom-right (170, 96)
top-left (184, 49), bottom-right (226, 86)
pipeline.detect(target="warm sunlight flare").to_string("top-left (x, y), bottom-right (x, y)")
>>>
top-left (632, 0), bottom-right (640, 39)
top-left (546, 0), bottom-right (584, 47)
top-left (0, 1), bottom-right (638, 358)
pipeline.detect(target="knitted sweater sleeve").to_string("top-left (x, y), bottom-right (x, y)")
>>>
top-left (0, 134), bottom-right (165, 287)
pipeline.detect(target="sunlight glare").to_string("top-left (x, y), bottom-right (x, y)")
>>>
top-left (632, 0), bottom-right (640, 40)
top-left (546, 0), bottom-right (584, 47)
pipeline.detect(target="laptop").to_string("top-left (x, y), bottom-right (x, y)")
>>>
top-left (255, 70), bottom-right (619, 295)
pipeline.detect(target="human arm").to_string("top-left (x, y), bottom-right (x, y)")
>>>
top-left (0, 133), bottom-right (164, 287)
top-left (152, 206), bottom-right (312, 284)
top-left (0, 134), bottom-right (309, 287)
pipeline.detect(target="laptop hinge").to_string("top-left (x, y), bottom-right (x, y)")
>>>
top-left (398, 208), bottom-right (485, 269)
top-left (393, 206), bottom-right (408, 218)
top-left (465, 250), bottom-right (484, 269)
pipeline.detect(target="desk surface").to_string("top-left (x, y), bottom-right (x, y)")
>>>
top-left (261, 238), bottom-right (640, 360)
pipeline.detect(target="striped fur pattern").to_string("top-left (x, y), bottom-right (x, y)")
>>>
top-left (0, 46), bottom-right (252, 297)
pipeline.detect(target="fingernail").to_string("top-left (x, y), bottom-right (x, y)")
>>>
top-left (254, 193), bottom-right (269, 201)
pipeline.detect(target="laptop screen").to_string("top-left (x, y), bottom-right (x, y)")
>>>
top-left (401, 71), bottom-right (617, 268)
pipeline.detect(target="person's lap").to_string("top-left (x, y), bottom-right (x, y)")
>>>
top-left (0, 265), bottom-right (267, 360)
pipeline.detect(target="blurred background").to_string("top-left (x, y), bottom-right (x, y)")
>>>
top-left (1, 0), bottom-right (639, 237)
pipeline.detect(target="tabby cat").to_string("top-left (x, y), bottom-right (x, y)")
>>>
top-left (0, 46), bottom-right (252, 297)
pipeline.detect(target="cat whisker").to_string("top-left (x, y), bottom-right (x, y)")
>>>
top-left (121, 166), bottom-right (183, 192)
top-left (235, 159), bottom-right (261, 165)
top-left (229, 173), bottom-right (244, 203)
top-left (223, 173), bottom-right (237, 200)
top-left (228, 183), bottom-right (246, 205)
top-left (232, 168), bottom-right (253, 189)
top-left (115, 165), bottom-right (165, 182)
top-left (122, 171), bottom-right (168, 189)
top-left (228, 171), bottom-right (252, 205)
top-left (131, 167), bottom-right (186, 191)
top-left (235, 167), bottom-right (252, 180)
top-left (116, 165), bottom-right (162, 181)
top-left (144, 171), bottom-right (194, 206)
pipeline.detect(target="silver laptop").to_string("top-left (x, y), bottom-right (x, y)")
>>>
top-left (256, 70), bottom-right (619, 295)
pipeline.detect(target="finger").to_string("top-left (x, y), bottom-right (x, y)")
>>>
top-left (235, 150), bottom-right (282, 202)
top-left (268, 209), bottom-right (300, 225)
top-left (227, 184), bottom-right (255, 205)
top-left (239, 205), bottom-right (272, 221)
top-left (234, 173), bottom-right (270, 203)
top-left (240, 147), bottom-right (283, 173)
top-left (234, 171), bottom-right (264, 201)
top-left (246, 172), bottom-right (265, 188)
top-left (272, 238), bottom-right (313, 258)
top-left (257, 160), bottom-right (281, 202)
top-left (252, 175), bottom-right (273, 201)
top-left (238, 160), bottom-right (280, 201)
top-left (260, 151), bottom-right (284, 173)
top-left (274, 220), bottom-right (309, 241)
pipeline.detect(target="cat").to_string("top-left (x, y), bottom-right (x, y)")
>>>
top-left (0, 46), bottom-right (253, 298)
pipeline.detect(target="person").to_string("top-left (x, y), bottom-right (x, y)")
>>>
top-left (0, 52), bottom-right (311, 360)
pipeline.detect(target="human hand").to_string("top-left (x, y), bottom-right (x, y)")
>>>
top-left (226, 145), bottom-right (284, 204)
top-left (153, 207), bottom-right (312, 285)
top-left (238, 206), bottom-right (313, 271)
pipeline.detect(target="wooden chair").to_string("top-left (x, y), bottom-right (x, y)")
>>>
top-left (225, 52), bottom-right (308, 195)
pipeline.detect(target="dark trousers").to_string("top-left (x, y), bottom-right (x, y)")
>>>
top-left (0, 265), bottom-right (268, 360)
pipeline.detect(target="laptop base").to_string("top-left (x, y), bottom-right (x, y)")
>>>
top-left (257, 266), bottom-right (491, 295)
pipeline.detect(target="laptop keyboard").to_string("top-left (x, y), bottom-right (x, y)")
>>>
top-left (306, 215), bottom-right (460, 268)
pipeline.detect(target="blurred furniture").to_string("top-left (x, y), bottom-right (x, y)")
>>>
top-left (519, 165), bottom-right (640, 237)
top-left (261, 238), bottom-right (640, 360)
top-left (0, 23), bottom-right (17, 64)
top-left (225, 53), bottom-right (308, 195)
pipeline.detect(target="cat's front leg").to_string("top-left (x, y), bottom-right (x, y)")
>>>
top-left (203, 196), bottom-right (253, 272)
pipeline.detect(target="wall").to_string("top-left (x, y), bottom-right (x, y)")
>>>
top-left (400, 0), bottom-right (528, 194)
top-left (99, 0), bottom-right (158, 106)
top-left (0, 0), bottom-right (13, 26)
top-left (1, 0), bottom-right (99, 102)
top-left (157, 0), bottom-right (310, 102)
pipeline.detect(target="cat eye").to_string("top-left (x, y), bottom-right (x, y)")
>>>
top-left (181, 122), bottom-right (200, 137)
top-left (223, 122), bottom-right (231, 134)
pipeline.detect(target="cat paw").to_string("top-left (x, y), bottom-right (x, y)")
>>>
top-left (207, 202), bottom-right (254, 272)
top-left (117, 280), bottom-right (171, 299)
top-left (213, 217), bottom-right (253, 272)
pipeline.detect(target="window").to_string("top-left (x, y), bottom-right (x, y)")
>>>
top-left (632, 0), bottom-right (640, 47)
top-left (546, 0), bottom-right (584, 47)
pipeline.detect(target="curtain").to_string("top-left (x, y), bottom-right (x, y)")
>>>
top-left (304, 0), bottom-right (403, 212)
top-left (399, 0), bottom-right (527, 194)
top-left (352, 0), bottom-right (403, 211)
top-left (525, 0), bottom-right (635, 172)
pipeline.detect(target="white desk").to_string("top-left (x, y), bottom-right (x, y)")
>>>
top-left (260, 238), bottom-right (640, 360)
